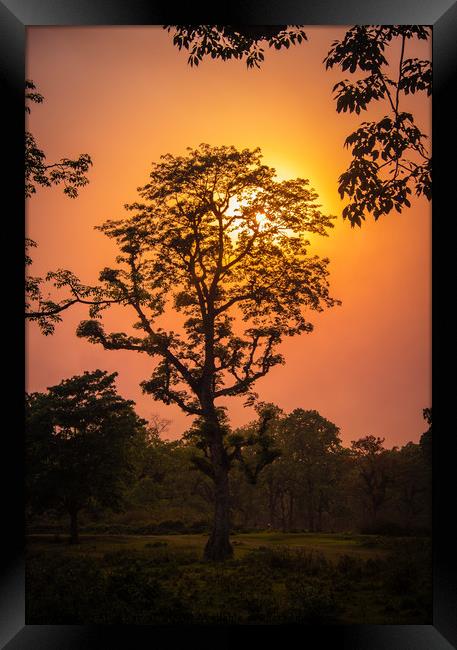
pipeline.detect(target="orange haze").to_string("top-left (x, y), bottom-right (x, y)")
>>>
top-left (26, 26), bottom-right (431, 447)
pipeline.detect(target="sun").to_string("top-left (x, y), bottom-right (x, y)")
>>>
top-left (225, 197), bottom-right (269, 236)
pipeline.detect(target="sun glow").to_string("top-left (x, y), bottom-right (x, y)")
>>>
top-left (225, 197), bottom-right (270, 240)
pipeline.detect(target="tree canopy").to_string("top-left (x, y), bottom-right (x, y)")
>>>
top-left (26, 370), bottom-right (147, 543)
top-left (78, 144), bottom-right (339, 413)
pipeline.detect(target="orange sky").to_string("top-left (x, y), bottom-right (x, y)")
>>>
top-left (25, 26), bottom-right (431, 447)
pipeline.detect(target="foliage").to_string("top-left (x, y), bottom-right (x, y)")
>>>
top-left (25, 80), bottom-right (115, 334)
top-left (259, 409), bottom-right (346, 532)
top-left (324, 26), bottom-right (431, 225)
top-left (26, 536), bottom-right (432, 624)
top-left (184, 402), bottom-right (282, 485)
top-left (164, 25), bottom-right (307, 69)
top-left (26, 370), bottom-right (148, 541)
top-left (28, 405), bottom-right (431, 538)
top-left (350, 435), bottom-right (392, 523)
top-left (77, 144), bottom-right (338, 414)
top-left (25, 265), bottom-right (116, 336)
top-left (420, 407), bottom-right (432, 465)
top-left (25, 80), bottom-right (92, 199)
top-left (165, 26), bottom-right (431, 224)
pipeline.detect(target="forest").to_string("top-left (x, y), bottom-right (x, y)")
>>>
top-left (26, 382), bottom-right (432, 541)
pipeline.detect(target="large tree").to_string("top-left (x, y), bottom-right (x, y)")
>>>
top-left (259, 409), bottom-right (344, 532)
top-left (77, 143), bottom-right (339, 560)
top-left (26, 370), bottom-right (147, 543)
top-left (165, 25), bottom-right (431, 225)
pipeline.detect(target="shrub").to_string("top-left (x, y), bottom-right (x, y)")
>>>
top-left (244, 547), bottom-right (330, 575)
top-left (282, 577), bottom-right (341, 623)
top-left (104, 565), bottom-right (191, 624)
top-left (26, 554), bottom-right (107, 624)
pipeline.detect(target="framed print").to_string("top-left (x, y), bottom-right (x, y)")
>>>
top-left (1, 0), bottom-right (456, 648)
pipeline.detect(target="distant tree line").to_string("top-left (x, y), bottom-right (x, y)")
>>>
top-left (26, 371), bottom-right (432, 542)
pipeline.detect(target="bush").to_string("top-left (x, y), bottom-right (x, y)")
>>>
top-left (26, 534), bottom-right (432, 625)
top-left (155, 519), bottom-right (187, 534)
top-left (26, 550), bottom-right (193, 624)
top-left (104, 565), bottom-right (191, 624)
top-left (103, 548), bottom-right (199, 569)
top-left (176, 564), bottom-right (277, 624)
top-left (283, 577), bottom-right (341, 623)
top-left (26, 554), bottom-right (107, 624)
top-left (244, 547), bottom-right (330, 574)
top-left (360, 521), bottom-right (425, 536)
top-left (336, 554), bottom-right (364, 580)
top-left (187, 519), bottom-right (209, 533)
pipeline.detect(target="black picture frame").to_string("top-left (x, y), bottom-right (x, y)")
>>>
top-left (1, 1), bottom-right (455, 648)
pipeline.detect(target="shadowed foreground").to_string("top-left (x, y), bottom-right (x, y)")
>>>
top-left (26, 532), bottom-right (431, 625)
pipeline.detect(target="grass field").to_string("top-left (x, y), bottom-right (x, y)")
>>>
top-left (26, 532), bottom-right (432, 625)
top-left (27, 530), bottom-right (391, 559)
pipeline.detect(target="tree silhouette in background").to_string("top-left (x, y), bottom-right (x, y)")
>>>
top-left (268, 409), bottom-right (345, 532)
top-left (165, 25), bottom-right (431, 225)
top-left (351, 435), bottom-right (391, 526)
top-left (77, 143), bottom-right (339, 560)
top-left (25, 80), bottom-right (114, 334)
top-left (420, 407), bottom-right (432, 466)
top-left (26, 370), bottom-right (147, 544)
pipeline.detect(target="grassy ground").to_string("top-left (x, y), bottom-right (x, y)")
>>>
top-left (26, 532), bottom-right (432, 625)
top-left (27, 531), bottom-right (390, 560)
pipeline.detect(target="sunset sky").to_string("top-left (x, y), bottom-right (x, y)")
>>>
top-left (25, 26), bottom-right (431, 447)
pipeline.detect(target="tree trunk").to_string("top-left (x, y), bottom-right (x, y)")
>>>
top-left (307, 482), bottom-right (315, 532)
top-left (279, 491), bottom-right (287, 532)
top-left (69, 508), bottom-right (79, 544)
top-left (204, 433), bottom-right (233, 561)
top-left (288, 493), bottom-right (294, 530)
top-left (268, 482), bottom-right (277, 528)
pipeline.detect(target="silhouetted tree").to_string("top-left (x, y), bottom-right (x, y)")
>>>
top-left (261, 409), bottom-right (344, 531)
top-left (420, 407), bottom-right (432, 465)
top-left (26, 370), bottom-right (147, 543)
top-left (25, 81), bottom-right (92, 200)
top-left (351, 435), bottom-right (391, 527)
top-left (165, 26), bottom-right (431, 224)
top-left (164, 25), bottom-right (307, 68)
top-left (25, 80), bottom-right (114, 334)
top-left (77, 143), bottom-right (339, 560)
top-left (324, 26), bottom-right (431, 226)
top-left (389, 442), bottom-right (430, 528)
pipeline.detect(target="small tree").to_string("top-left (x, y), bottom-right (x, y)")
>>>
top-left (26, 370), bottom-right (147, 543)
top-left (77, 144), bottom-right (339, 560)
